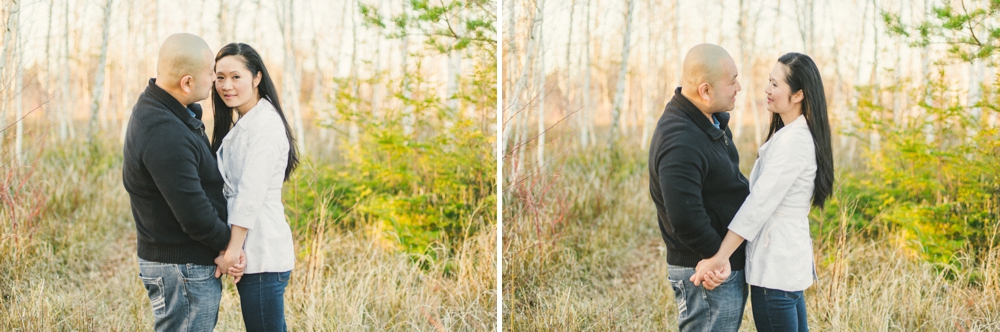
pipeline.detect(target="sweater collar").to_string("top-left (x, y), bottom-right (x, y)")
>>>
top-left (145, 78), bottom-right (205, 131)
top-left (670, 87), bottom-right (728, 140)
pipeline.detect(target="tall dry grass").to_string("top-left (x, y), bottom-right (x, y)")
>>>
top-left (503, 128), bottom-right (1000, 331)
top-left (0, 132), bottom-right (495, 331)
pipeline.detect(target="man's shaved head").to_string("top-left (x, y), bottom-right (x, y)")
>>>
top-left (157, 33), bottom-right (213, 88)
top-left (155, 33), bottom-right (215, 105)
top-left (679, 44), bottom-right (741, 115)
top-left (682, 44), bottom-right (734, 90)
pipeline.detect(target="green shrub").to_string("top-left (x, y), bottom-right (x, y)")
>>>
top-left (840, 66), bottom-right (1000, 268)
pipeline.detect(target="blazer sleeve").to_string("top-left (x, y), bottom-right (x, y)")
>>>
top-left (728, 132), bottom-right (813, 242)
top-left (227, 120), bottom-right (287, 230)
top-left (143, 125), bottom-right (231, 251)
top-left (657, 143), bottom-right (722, 258)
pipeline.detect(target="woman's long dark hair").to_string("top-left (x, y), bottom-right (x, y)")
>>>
top-left (765, 52), bottom-right (834, 209)
top-left (211, 43), bottom-right (299, 181)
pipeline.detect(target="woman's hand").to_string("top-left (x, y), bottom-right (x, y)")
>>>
top-left (691, 256), bottom-right (730, 290)
top-left (227, 250), bottom-right (247, 283)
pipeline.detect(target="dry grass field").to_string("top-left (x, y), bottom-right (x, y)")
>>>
top-left (503, 131), bottom-right (1000, 331)
top-left (0, 133), bottom-right (495, 331)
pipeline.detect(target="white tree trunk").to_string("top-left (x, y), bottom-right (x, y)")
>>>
top-left (13, 1), bottom-right (22, 164)
top-left (609, 0), bottom-right (635, 147)
top-left (869, 0), bottom-right (880, 154)
top-left (278, 0), bottom-right (306, 154)
top-left (400, 27), bottom-right (413, 135)
top-left (582, 0), bottom-right (594, 147)
top-left (535, 0), bottom-right (546, 168)
top-left (504, 0), bottom-right (541, 160)
top-left (372, 0), bottom-right (386, 121)
top-left (44, 0), bottom-right (56, 128)
top-left (564, 0), bottom-right (577, 147)
top-left (446, 5), bottom-right (463, 126)
top-left (734, 0), bottom-right (748, 144)
top-left (88, 0), bottom-right (113, 144)
top-left (0, 0), bottom-right (18, 150)
top-left (640, 0), bottom-right (653, 149)
top-left (120, 0), bottom-right (136, 143)
top-left (62, 0), bottom-right (74, 139)
top-left (504, 0), bottom-right (517, 105)
top-left (349, 0), bottom-right (360, 143)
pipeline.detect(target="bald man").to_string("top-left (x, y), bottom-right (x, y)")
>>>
top-left (648, 44), bottom-right (751, 331)
top-left (123, 33), bottom-right (242, 331)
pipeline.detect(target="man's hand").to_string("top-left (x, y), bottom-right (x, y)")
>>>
top-left (691, 257), bottom-right (731, 290)
top-left (214, 250), bottom-right (227, 278)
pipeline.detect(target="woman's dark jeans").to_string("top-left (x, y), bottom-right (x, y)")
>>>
top-left (236, 271), bottom-right (291, 332)
top-left (750, 285), bottom-right (809, 332)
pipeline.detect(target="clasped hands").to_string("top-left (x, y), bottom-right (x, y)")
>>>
top-left (214, 249), bottom-right (247, 283)
top-left (690, 256), bottom-right (731, 291)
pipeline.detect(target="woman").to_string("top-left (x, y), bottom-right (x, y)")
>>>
top-left (692, 52), bottom-right (834, 332)
top-left (211, 42), bottom-right (299, 332)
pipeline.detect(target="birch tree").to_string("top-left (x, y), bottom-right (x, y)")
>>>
top-left (582, 0), bottom-right (593, 147)
top-left (535, 0), bottom-right (545, 168)
top-left (349, 0), bottom-right (360, 143)
top-left (504, 0), bottom-right (517, 104)
top-left (504, 0), bottom-right (541, 158)
top-left (13, 0), bottom-right (23, 164)
top-left (400, 0), bottom-right (413, 135)
top-left (88, 0), bottom-right (113, 144)
top-left (609, 0), bottom-right (635, 147)
top-left (0, 0), bottom-right (17, 149)
top-left (61, 0), bottom-right (73, 139)
top-left (565, 0), bottom-right (576, 146)
top-left (277, 0), bottom-right (306, 154)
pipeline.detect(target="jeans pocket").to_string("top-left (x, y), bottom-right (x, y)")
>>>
top-left (668, 279), bottom-right (688, 319)
top-left (140, 276), bottom-right (166, 316)
top-left (277, 271), bottom-right (291, 282)
top-left (183, 264), bottom-right (216, 282)
top-left (782, 290), bottom-right (802, 300)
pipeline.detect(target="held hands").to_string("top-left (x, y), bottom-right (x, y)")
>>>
top-left (690, 256), bottom-right (731, 291)
top-left (214, 249), bottom-right (247, 283)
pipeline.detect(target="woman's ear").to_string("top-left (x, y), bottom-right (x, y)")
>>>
top-left (791, 90), bottom-right (804, 104)
top-left (254, 72), bottom-right (262, 88)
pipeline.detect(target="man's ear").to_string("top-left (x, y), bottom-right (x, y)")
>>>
top-left (698, 82), bottom-right (713, 104)
top-left (179, 75), bottom-right (194, 94)
top-left (791, 89), bottom-right (804, 104)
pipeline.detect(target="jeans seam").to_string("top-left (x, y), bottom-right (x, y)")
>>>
top-left (258, 275), bottom-right (268, 331)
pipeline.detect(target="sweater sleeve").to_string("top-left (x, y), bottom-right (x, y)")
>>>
top-left (226, 121), bottom-right (286, 230)
top-left (728, 133), bottom-right (812, 242)
top-left (144, 125), bottom-right (231, 251)
top-left (657, 143), bottom-right (722, 258)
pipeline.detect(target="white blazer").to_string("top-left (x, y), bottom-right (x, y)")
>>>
top-left (217, 98), bottom-right (295, 274)
top-left (728, 115), bottom-right (817, 292)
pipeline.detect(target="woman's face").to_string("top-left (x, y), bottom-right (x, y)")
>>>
top-left (215, 55), bottom-right (260, 114)
top-left (765, 62), bottom-right (802, 116)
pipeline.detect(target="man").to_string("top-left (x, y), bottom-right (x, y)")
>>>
top-left (123, 33), bottom-right (243, 331)
top-left (648, 43), bottom-right (751, 331)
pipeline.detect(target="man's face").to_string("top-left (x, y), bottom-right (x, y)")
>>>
top-left (711, 58), bottom-right (741, 113)
top-left (189, 52), bottom-right (216, 103)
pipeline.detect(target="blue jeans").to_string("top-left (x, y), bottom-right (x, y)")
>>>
top-left (750, 285), bottom-right (809, 332)
top-left (138, 258), bottom-right (222, 332)
top-left (667, 265), bottom-right (747, 332)
top-left (236, 271), bottom-right (291, 332)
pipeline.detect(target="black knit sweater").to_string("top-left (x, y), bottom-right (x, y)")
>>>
top-left (648, 87), bottom-right (751, 270)
top-left (123, 78), bottom-right (231, 265)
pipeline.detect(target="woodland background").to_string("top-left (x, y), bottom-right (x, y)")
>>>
top-left (503, 0), bottom-right (1000, 330)
top-left (0, 0), bottom-right (496, 330)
